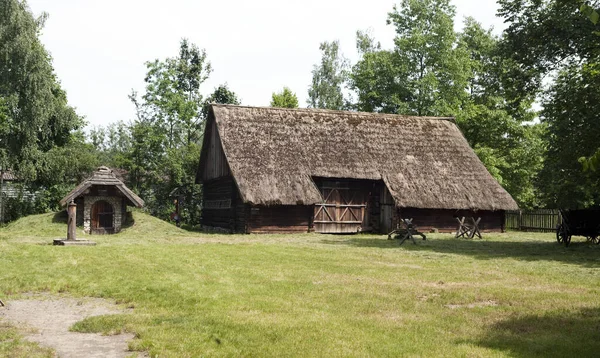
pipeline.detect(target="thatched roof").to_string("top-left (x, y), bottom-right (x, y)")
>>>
top-left (60, 166), bottom-right (144, 208)
top-left (198, 104), bottom-right (518, 211)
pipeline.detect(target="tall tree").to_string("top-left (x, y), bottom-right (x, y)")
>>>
top-left (350, 30), bottom-right (407, 113)
top-left (350, 0), bottom-right (469, 116)
top-left (456, 18), bottom-right (542, 207)
top-left (0, 0), bottom-right (84, 222)
top-left (134, 38), bottom-right (212, 148)
top-left (307, 41), bottom-right (349, 110)
top-left (387, 0), bottom-right (470, 116)
top-left (270, 87), bottom-right (299, 108)
top-left (499, 0), bottom-right (600, 207)
top-left (498, 0), bottom-right (600, 101)
top-left (539, 63), bottom-right (600, 208)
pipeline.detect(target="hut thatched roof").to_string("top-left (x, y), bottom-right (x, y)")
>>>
top-left (60, 166), bottom-right (144, 208)
top-left (198, 104), bottom-right (518, 211)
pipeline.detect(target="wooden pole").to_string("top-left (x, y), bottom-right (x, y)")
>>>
top-left (0, 168), bottom-right (4, 225)
top-left (67, 201), bottom-right (77, 241)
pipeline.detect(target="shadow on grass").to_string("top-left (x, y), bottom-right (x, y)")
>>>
top-left (470, 307), bottom-right (600, 357)
top-left (51, 211), bottom-right (68, 224)
top-left (320, 236), bottom-right (600, 267)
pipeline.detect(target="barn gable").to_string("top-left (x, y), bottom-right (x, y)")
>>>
top-left (197, 105), bottom-right (518, 212)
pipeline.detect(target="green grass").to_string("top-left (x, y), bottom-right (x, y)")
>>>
top-left (1, 211), bottom-right (600, 357)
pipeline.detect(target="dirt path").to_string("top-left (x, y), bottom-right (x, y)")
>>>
top-left (0, 294), bottom-right (146, 358)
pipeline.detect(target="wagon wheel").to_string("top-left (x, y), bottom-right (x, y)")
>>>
top-left (590, 236), bottom-right (599, 245)
top-left (556, 223), bottom-right (571, 246)
top-left (556, 224), bottom-right (564, 244)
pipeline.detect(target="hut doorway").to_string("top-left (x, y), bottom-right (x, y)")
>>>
top-left (91, 200), bottom-right (114, 234)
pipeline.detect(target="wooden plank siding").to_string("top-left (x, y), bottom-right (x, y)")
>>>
top-left (247, 205), bottom-right (313, 234)
top-left (200, 119), bottom-right (230, 182)
top-left (398, 208), bottom-right (505, 233)
top-left (201, 176), bottom-right (236, 230)
top-left (379, 183), bottom-right (396, 233)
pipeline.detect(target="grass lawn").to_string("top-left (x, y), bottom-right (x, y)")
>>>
top-left (1, 211), bottom-right (600, 357)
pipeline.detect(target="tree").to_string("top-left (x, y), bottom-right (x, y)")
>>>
top-left (134, 38), bottom-right (212, 148)
top-left (387, 0), bottom-right (470, 116)
top-left (203, 83), bottom-right (241, 116)
top-left (0, 0), bottom-right (84, 222)
top-left (456, 18), bottom-right (543, 207)
top-left (350, 35), bottom-right (408, 113)
top-left (497, 0), bottom-right (600, 104)
top-left (307, 41), bottom-right (349, 110)
top-left (270, 87), bottom-right (299, 108)
top-left (539, 63), bottom-right (600, 208)
top-left (122, 42), bottom-right (242, 225)
top-left (498, 0), bottom-right (600, 207)
top-left (350, 0), bottom-right (469, 116)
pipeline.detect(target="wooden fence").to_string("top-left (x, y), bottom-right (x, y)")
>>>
top-left (505, 209), bottom-right (561, 232)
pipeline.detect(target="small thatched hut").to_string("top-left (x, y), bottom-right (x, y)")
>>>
top-left (196, 104), bottom-right (518, 234)
top-left (60, 166), bottom-right (144, 234)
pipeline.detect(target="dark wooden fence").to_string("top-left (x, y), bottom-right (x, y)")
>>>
top-left (505, 209), bottom-right (561, 232)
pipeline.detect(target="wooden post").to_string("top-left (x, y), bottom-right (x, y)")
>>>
top-left (67, 201), bottom-right (77, 241)
top-left (0, 168), bottom-right (4, 225)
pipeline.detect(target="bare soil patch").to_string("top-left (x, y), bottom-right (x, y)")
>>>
top-left (0, 294), bottom-right (145, 358)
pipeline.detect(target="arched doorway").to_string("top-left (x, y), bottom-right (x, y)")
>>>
top-left (91, 200), bottom-right (114, 234)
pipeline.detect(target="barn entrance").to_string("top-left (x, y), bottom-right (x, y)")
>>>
top-left (91, 200), bottom-right (114, 234)
top-left (313, 178), bottom-right (372, 234)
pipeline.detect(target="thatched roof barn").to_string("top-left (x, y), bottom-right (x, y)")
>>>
top-left (61, 166), bottom-right (143, 234)
top-left (196, 104), bottom-right (518, 234)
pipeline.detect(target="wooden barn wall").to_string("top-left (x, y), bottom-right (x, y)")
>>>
top-left (247, 205), bottom-right (313, 233)
top-left (398, 208), bottom-right (505, 233)
top-left (201, 176), bottom-right (235, 230)
top-left (379, 183), bottom-right (396, 234)
top-left (201, 119), bottom-right (230, 182)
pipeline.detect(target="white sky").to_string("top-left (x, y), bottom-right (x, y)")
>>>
top-left (27, 0), bottom-right (506, 128)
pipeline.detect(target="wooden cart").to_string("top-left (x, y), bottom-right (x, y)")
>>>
top-left (556, 209), bottom-right (600, 247)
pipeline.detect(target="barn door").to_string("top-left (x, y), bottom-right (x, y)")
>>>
top-left (314, 181), bottom-right (367, 233)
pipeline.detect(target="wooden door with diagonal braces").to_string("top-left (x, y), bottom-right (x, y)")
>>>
top-left (314, 180), bottom-right (367, 233)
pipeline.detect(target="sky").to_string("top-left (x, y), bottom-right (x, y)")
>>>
top-left (27, 0), bottom-right (507, 129)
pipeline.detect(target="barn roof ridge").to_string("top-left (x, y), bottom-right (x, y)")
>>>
top-left (209, 103), bottom-right (456, 123)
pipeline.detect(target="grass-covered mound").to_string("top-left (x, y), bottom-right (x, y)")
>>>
top-left (0, 210), bottom-right (186, 243)
top-left (1, 217), bottom-right (600, 357)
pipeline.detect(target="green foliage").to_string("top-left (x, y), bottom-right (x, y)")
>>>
top-left (0, 0), bottom-right (83, 180)
top-left (0, 0), bottom-right (87, 223)
top-left (386, 0), bottom-right (470, 116)
top-left (134, 38), bottom-right (212, 148)
top-left (203, 83), bottom-right (241, 117)
top-left (455, 18), bottom-right (543, 208)
top-left (498, 1), bottom-right (600, 207)
top-left (82, 44), bottom-right (242, 226)
top-left (580, 1), bottom-right (600, 24)
top-left (308, 41), bottom-right (349, 110)
top-left (498, 0), bottom-right (600, 101)
top-left (539, 63), bottom-right (600, 208)
top-left (348, 5), bottom-right (542, 207)
top-left (270, 87), bottom-right (299, 108)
